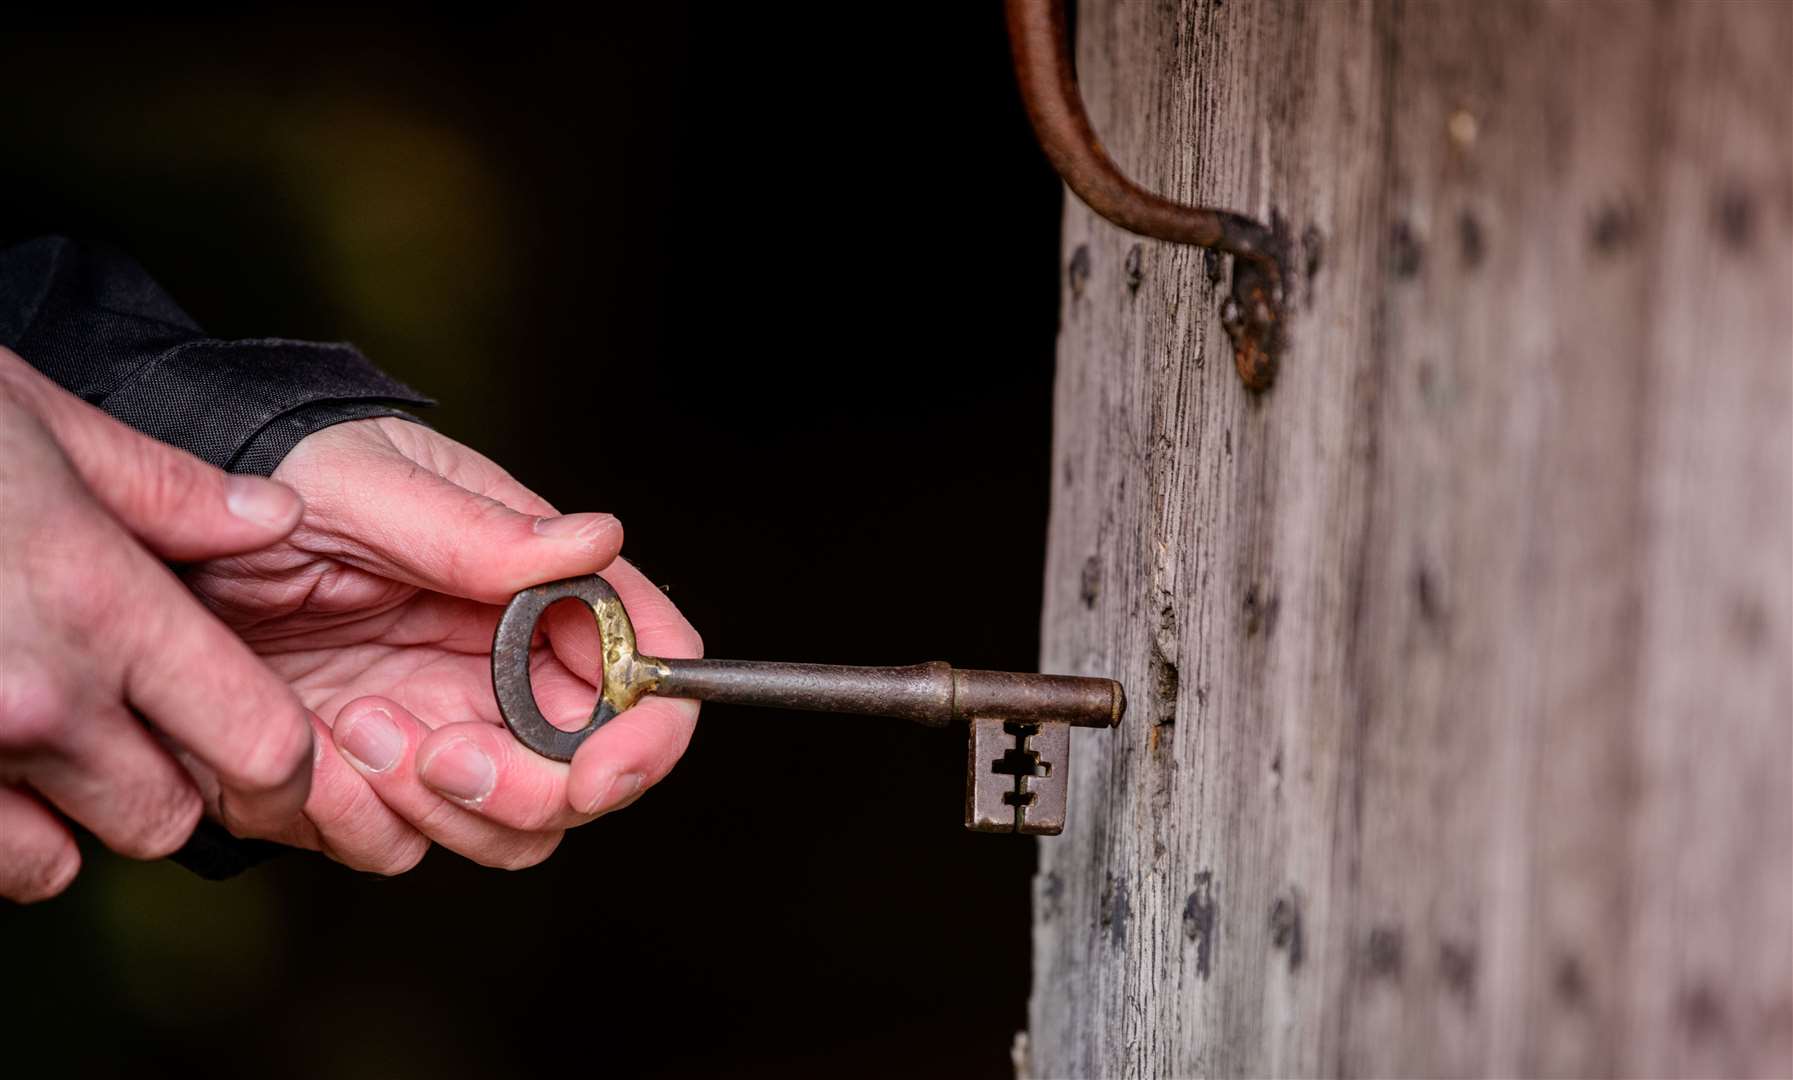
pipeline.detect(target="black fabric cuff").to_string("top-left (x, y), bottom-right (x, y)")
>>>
top-left (97, 337), bottom-right (433, 472)
top-left (2, 236), bottom-right (436, 474)
top-left (234, 399), bottom-right (429, 477)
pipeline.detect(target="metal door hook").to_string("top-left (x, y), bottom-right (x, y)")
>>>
top-left (1005, 0), bottom-right (1285, 390)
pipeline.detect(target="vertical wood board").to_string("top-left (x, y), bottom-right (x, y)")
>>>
top-left (1027, 3), bottom-right (1792, 1076)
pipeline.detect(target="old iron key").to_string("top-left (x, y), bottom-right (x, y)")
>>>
top-left (492, 574), bottom-right (1124, 835)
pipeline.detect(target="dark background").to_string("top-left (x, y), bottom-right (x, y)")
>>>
top-left (0, 7), bottom-right (1065, 1078)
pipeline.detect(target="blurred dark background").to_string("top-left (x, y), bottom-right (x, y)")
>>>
top-left (0, 8), bottom-right (1063, 1078)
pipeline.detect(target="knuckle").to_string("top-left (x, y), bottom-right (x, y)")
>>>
top-left (0, 661), bottom-right (70, 752)
top-left (311, 785), bottom-right (430, 877)
top-left (414, 798), bottom-right (466, 835)
top-left (0, 344), bottom-right (27, 383)
top-left (441, 538), bottom-right (474, 593)
top-left (21, 518), bottom-right (123, 639)
top-left (446, 502), bottom-right (515, 588)
top-left (10, 841), bottom-right (80, 904)
top-left (231, 707), bottom-right (315, 793)
top-left (0, 351), bottom-right (49, 412)
top-left (133, 443), bottom-right (212, 519)
top-left (507, 796), bottom-right (560, 834)
top-left (113, 786), bottom-right (202, 860)
top-left (303, 769), bottom-right (367, 837)
top-left (439, 495), bottom-right (528, 595)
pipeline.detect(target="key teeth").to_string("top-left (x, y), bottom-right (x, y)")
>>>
top-left (1017, 722), bottom-right (1070, 835)
top-left (967, 718), bottom-right (1017, 832)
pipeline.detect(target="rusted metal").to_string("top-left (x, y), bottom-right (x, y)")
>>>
top-left (968, 719), bottom-right (1072, 835)
top-left (1016, 721), bottom-right (1070, 834)
top-left (658, 659), bottom-right (958, 726)
top-left (492, 574), bottom-right (674, 762)
top-left (494, 574), bottom-right (1122, 762)
top-left (1004, 0), bottom-right (1286, 390)
top-left (968, 718), bottom-right (1022, 832)
top-left (655, 659), bottom-right (1120, 727)
top-left (492, 574), bottom-right (1122, 835)
top-left (1221, 250), bottom-right (1284, 391)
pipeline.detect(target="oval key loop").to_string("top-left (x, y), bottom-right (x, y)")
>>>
top-left (491, 574), bottom-right (671, 762)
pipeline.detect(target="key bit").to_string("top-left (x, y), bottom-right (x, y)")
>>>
top-left (492, 574), bottom-right (1124, 834)
top-left (968, 719), bottom-right (1070, 834)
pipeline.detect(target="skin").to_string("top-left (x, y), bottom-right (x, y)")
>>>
top-left (0, 346), bottom-right (700, 898)
top-left (187, 417), bottom-right (702, 873)
top-left (0, 347), bottom-right (314, 900)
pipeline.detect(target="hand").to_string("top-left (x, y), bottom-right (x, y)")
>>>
top-left (0, 348), bottom-right (314, 902)
top-left (184, 417), bottom-right (702, 873)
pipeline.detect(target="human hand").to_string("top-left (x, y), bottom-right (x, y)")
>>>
top-left (183, 417), bottom-right (702, 873)
top-left (0, 348), bottom-right (314, 902)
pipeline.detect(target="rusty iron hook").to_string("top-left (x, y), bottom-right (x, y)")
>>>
top-left (1005, 0), bottom-right (1285, 390)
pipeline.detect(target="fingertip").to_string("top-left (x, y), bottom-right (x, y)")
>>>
top-left (224, 474), bottom-right (304, 536)
top-left (566, 697), bottom-right (698, 815)
top-left (218, 703), bottom-right (317, 837)
top-left (303, 711), bottom-right (434, 875)
top-left (212, 690), bottom-right (318, 796)
top-left (17, 840), bottom-right (83, 904)
top-left (416, 722), bottom-right (509, 809)
top-left (572, 767), bottom-right (645, 817)
top-left (334, 697), bottom-right (420, 776)
top-left (418, 721), bottom-right (575, 829)
top-left (491, 829), bottom-right (563, 872)
top-left (531, 512), bottom-right (622, 558)
top-left (506, 512), bottom-right (623, 595)
top-left (358, 834), bottom-right (432, 877)
top-left (448, 511), bottom-right (624, 606)
top-left (39, 840), bottom-right (82, 902)
top-left (121, 789), bottom-right (205, 861)
top-left (10, 824), bottom-right (82, 904)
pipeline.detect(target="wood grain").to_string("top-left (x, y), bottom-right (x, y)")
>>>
top-left (1027, 2), bottom-right (1792, 1076)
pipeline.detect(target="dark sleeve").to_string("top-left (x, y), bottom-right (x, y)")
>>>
top-left (0, 235), bottom-right (433, 476)
top-left (1, 236), bottom-right (436, 879)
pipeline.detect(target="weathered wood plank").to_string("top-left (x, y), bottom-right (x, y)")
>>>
top-left (1027, 2), bottom-right (1791, 1076)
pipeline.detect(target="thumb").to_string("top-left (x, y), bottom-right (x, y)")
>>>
top-left (4, 352), bottom-right (301, 560)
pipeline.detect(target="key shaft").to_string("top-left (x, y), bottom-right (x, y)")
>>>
top-left (655, 658), bottom-right (1123, 729)
top-left (493, 574), bottom-right (1125, 762)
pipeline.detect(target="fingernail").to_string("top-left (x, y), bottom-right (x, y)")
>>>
top-left (226, 475), bottom-right (300, 530)
top-left (422, 738), bottom-right (496, 806)
top-left (337, 708), bottom-right (402, 773)
top-left (583, 770), bottom-right (644, 815)
top-left (533, 512), bottom-right (618, 548)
